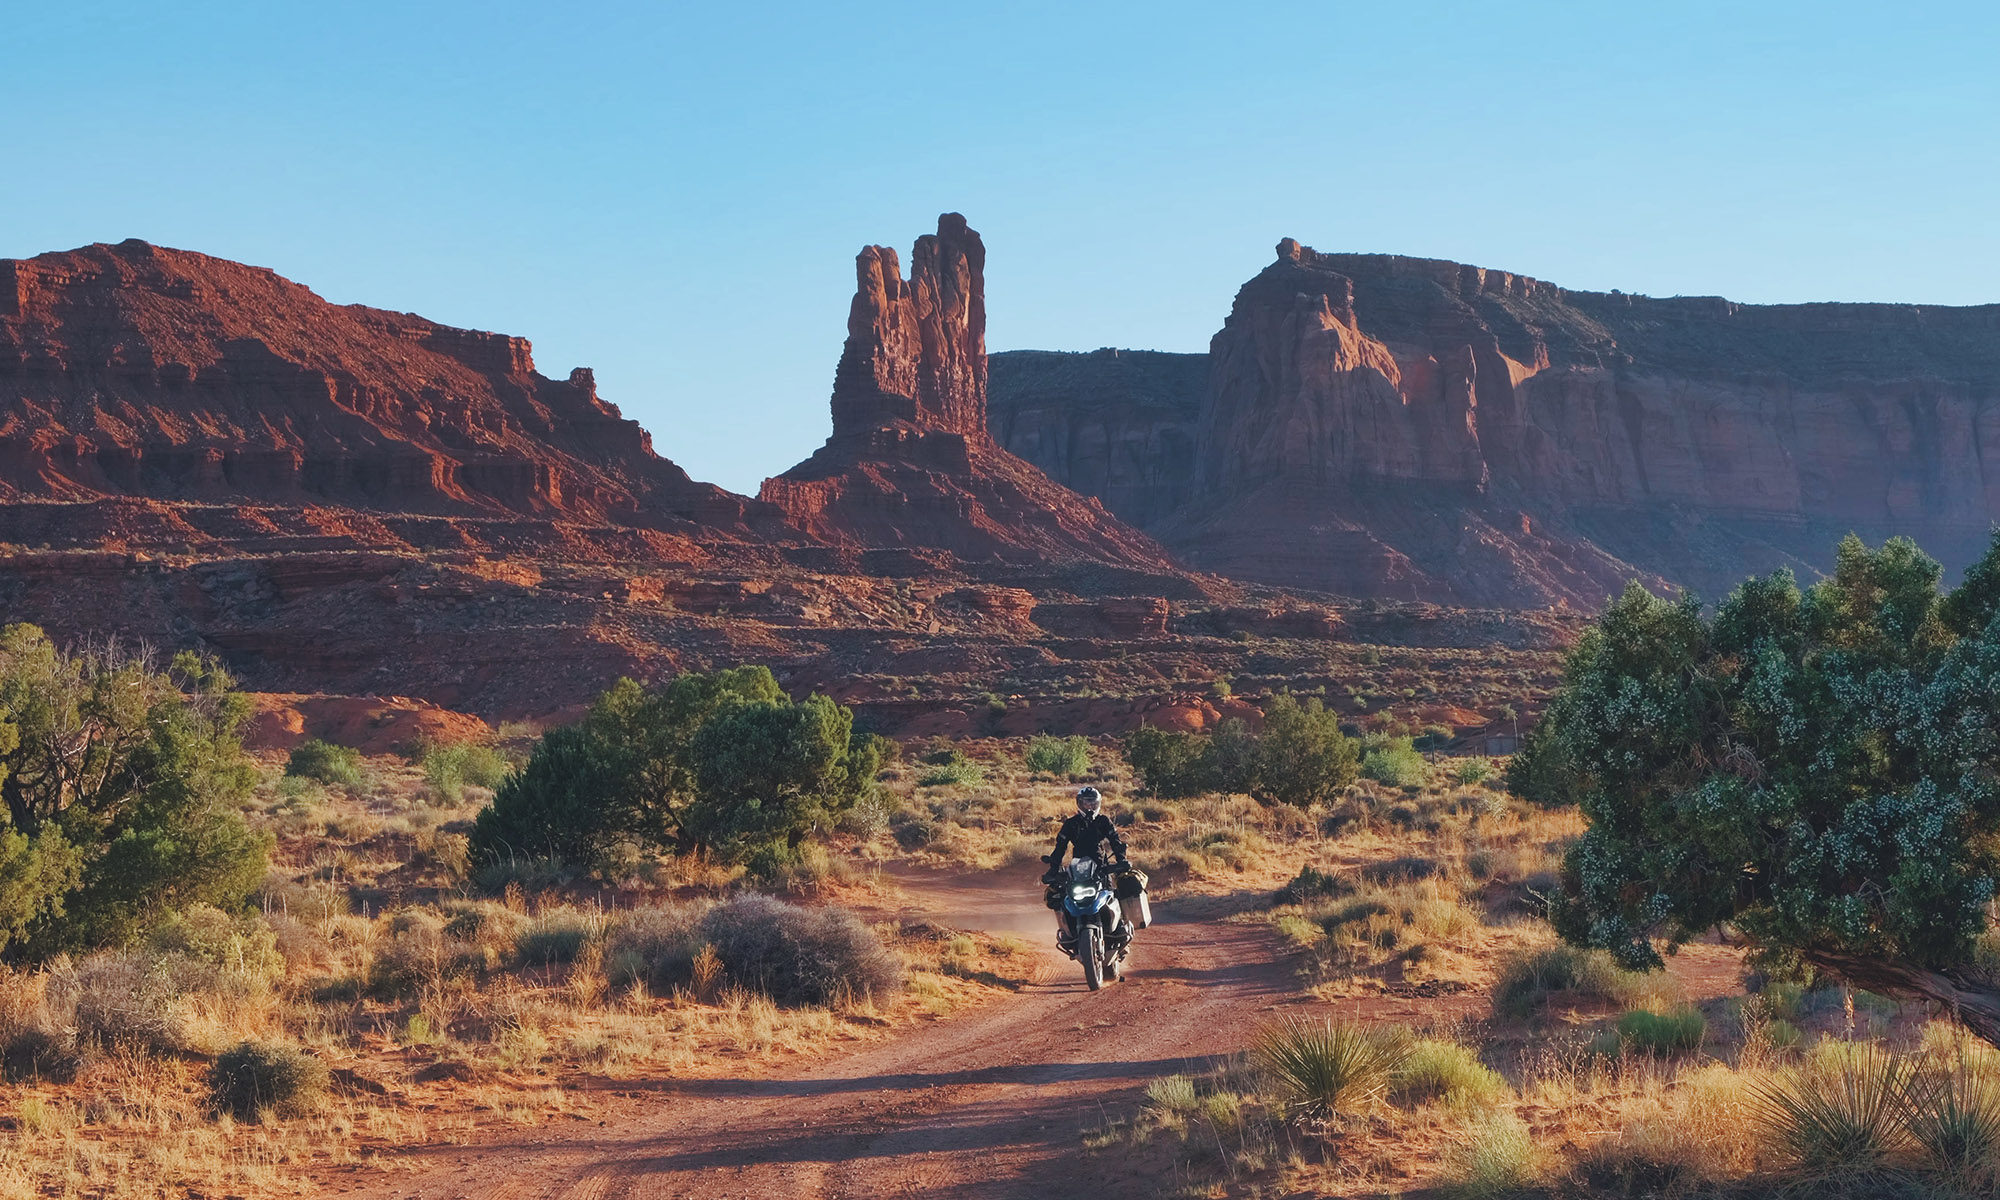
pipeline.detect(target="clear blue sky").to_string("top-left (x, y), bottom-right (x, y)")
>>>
top-left (8, 2), bottom-right (1997, 495)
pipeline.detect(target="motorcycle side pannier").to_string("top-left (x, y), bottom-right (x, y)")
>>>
top-left (1115, 868), bottom-right (1151, 928)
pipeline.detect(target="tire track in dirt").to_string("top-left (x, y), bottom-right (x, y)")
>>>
top-left (321, 871), bottom-right (1317, 1199)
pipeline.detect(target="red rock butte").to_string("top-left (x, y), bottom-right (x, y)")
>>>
top-left (761, 215), bottom-right (1173, 570)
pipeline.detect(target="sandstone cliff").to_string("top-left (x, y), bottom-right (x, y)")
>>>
top-left (993, 239), bottom-right (2000, 605)
top-left (762, 215), bottom-right (1172, 569)
top-left (0, 239), bottom-right (768, 535)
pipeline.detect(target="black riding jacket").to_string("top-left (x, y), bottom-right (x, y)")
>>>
top-left (1050, 811), bottom-right (1127, 868)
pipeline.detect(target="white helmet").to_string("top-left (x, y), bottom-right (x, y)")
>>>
top-left (1075, 787), bottom-right (1102, 815)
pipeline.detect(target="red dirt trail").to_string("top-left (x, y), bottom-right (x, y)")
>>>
top-left (319, 870), bottom-right (1345, 1199)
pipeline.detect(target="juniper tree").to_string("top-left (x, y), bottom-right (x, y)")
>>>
top-left (1512, 534), bottom-right (2000, 1045)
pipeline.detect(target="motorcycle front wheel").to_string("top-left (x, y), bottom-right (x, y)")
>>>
top-left (1081, 925), bottom-right (1104, 991)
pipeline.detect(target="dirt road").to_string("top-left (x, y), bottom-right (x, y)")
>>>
top-left (320, 870), bottom-right (1366, 1199)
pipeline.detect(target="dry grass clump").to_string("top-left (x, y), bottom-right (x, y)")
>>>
top-left (1492, 944), bottom-right (1676, 1018)
top-left (1393, 1038), bottom-right (1509, 1109)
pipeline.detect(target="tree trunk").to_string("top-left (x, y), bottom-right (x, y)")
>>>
top-left (1800, 948), bottom-right (2000, 1049)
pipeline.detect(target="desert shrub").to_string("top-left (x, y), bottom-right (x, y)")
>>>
top-left (1453, 757), bottom-right (1493, 786)
top-left (0, 970), bottom-right (83, 1082)
top-left (515, 909), bottom-right (602, 967)
top-left (285, 739), bottom-right (364, 788)
top-left (836, 786), bottom-right (901, 837)
top-left (1254, 694), bottom-right (1358, 807)
top-left (470, 667), bottom-right (876, 869)
top-left (1393, 1039), bottom-right (1507, 1109)
top-left (916, 755), bottom-right (985, 788)
top-left (1904, 1064), bottom-right (2000, 1178)
top-left (1616, 1005), bottom-right (1707, 1055)
top-left (1755, 1044), bottom-right (1915, 1173)
top-left (697, 895), bottom-right (901, 1006)
top-left (602, 904), bottom-right (704, 992)
top-left (1274, 864), bottom-right (1350, 905)
top-left (1023, 734), bottom-right (1092, 780)
top-left (742, 840), bottom-right (838, 891)
top-left (0, 628), bottom-right (268, 959)
top-left (1493, 945), bottom-right (1666, 1018)
top-left (437, 900), bottom-right (528, 969)
top-left (1, 1025), bottom-right (84, 1083)
top-left (1358, 855), bottom-right (1440, 886)
top-left (145, 903), bottom-right (284, 988)
top-left (1359, 736), bottom-right (1427, 788)
top-left (1123, 726), bottom-right (1210, 798)
top-left (1253, 1016), bottom-right (1409, 1118)
top-left (367, 909), bottom-right (482, 996)
top-left (1442, 1110), bottom-right (1538, 1197)
top-left (52, 951), bottom-right (193, 1056)
top-left (209, 1040), bottom-right (328, 1120)
top-left (1144, 1073), bottom-right (1201, 1116)
top-left (423, 742), bottom-right (510, 801)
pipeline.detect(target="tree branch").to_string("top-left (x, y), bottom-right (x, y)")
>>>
top-left (1800, 947), bottom-right (2000, 1049)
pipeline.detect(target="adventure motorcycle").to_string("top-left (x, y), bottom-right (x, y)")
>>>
top-left (1043, 855), bottom-right (1151, 990)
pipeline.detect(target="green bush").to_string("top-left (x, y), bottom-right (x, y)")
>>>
top-left (1124, 726), bottom-right (1211, 798)
top-left (285, 739), bottom-right (364, 788)
top-left (1615, 1006), bottom-right (1707, 1055)
top-left (423, 742), bottom-right (510, 801)
top-left (470, 667), bottom-right (876, 870)
top-left (1023, 735), bottom-right (1092, 780)
top-left (1254, 694), bottom-right (1358, 807)
top-left (209, 1040), bottom-right (329, 1120)
top-left (1393, 1039), bottom-right (1508, 1108)
top-left (1254, 1016), bottom-right (1409, 1118)
top-left (1360, 736), bottom-right (1427, 788)
top-left (1453, 758), bottom-right (1493, 786)
top-left (0, 627), bottom-right (268, 959)
top-left (917, 755), bottom-right (985, 788)
top-left (698, 895), bottom-right (902, 1006)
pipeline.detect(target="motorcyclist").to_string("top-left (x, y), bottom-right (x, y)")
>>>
top-left (1041, 787), bottom-right (1132, 948)
top-left (1042, 786), bottom-right (1128, 878)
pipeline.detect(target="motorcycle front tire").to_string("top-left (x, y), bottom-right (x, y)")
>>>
top-left (1081, 925), bottom-right (1104, 991)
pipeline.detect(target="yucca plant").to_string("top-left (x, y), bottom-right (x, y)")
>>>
top-left (1754, 1044), bottom-right (1915, 1173)
top-left (1254, 1016), bottom-right (1410, 1119)
top-left (1903, 1064), bottom-right (2000, 1180)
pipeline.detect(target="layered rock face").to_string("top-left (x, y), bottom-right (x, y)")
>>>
top-left (987, 349), bottom-right (1204, 529)
top-left (0, 240), bottom-right (765, 534)
top-left (994, 239), bottom-right (2000, 605)
top-left (763, 215), bottom-right (1172, 569)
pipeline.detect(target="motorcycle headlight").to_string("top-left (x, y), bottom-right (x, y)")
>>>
top-left (1069, 884), bottom-right (1095, 902)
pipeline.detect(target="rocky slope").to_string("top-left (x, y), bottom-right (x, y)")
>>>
top-left (0, 239), bottom-right (767, 535)
top-left (993, 240), bottom-right (2000, 605)
top-left (761, 216), bottom-right (1173, 569)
